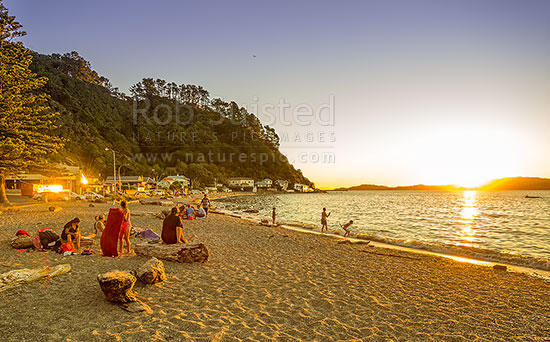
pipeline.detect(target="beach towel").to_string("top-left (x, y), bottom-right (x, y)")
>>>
top-left (58, 242), bottom-right (76, 254)
top-left (100, 208), bottom-right (124, 257)
top-left (137, 229), bottom-right (161, 240)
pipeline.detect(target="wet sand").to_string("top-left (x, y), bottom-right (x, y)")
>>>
top-left (0, 201), bottom-right (548, 341)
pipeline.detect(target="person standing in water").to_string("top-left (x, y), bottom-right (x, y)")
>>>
top-left (321, 208), bottom-right (331, 233)
top-left (118, 201), bottom-right (132, 254)
top-left (272, 207), bottom-right (276, 225)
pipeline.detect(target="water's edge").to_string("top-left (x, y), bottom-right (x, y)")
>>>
top-left (211, 203), bottom-right (550, 279)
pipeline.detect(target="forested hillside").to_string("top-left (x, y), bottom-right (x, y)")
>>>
top-left (30, 51), bottom-right (313, 187)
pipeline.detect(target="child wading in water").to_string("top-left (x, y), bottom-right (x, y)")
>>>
top-left (321, 208), bottom-right (331, 233)
top-left (272, 207), bottom-right (276, 225)
top-left (340, 220), bottom-right (354, 237)
top-left (119, 201), bottom-right (132, 254)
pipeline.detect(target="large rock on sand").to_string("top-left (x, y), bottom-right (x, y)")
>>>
top-left (135, 257), bottom-right (166, 284)
top-left (135, 243), bottom-right (209, 263)
top-left (97, 271), bottom-right (137, 303)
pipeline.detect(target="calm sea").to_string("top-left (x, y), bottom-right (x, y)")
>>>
top-left (215, 191), bottom-right (550, 270)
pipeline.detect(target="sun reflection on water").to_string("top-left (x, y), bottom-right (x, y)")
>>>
top-left (458, 190), bottom-right (478, 246)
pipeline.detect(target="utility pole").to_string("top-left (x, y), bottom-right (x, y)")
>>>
top-left (105, 148), bottom-right (116, 199)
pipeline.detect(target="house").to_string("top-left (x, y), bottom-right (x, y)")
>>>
top-left (158, 175), bottom-right (190, 189)
top-left (294, 183), bottom-right (309, 192)
top-left (228, 177), bottom-right (255, 187)
top-left (274, 180), bottom-right (289, 190)
top-left (255, 178), bottom-right (273, 188)
top-left (5, 164), bottom-right (82, 193)
top-left (104, 176), bottom-right (152, 191)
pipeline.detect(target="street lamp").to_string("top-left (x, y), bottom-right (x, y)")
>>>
top-left (118, 164), bottom-right (126, 193)
top-left (105, 148), bottom-right (116, 194)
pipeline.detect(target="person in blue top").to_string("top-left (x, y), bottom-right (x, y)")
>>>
top-left (196, 206), bottom-right (206, 218)
top-left (185, 204), bottom-right (194, 219)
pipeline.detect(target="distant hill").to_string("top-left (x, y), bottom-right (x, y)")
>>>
top-left (333, 177), bottom-right (550, 191)
top-left (480, 177), bottom-right (550, 190)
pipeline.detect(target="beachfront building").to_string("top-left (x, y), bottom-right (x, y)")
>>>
top-left (294, 183), bottom-right (309, 192)
top-left (5, 164), bottom-right (83, 193)
top-left (255, 178), bottom-right (273, 189)
top-left (157, 175), bottom-right (190, 189)
top-left (275, 179), bottom-right (289, 190)
top-left (228, 177), bottom-right (255, 187)
top-left (104, 176), bottom-right (154, 192)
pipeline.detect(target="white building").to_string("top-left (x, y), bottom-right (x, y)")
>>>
top-left (228, 177), bottom-right (255, 188)
top-left (255, 178), bottom-right (273, 188)
top-left (275, 180), bottom-right (289, 190)
top-left (294, 183), bottom-right (309, 192)
top-left (158, 175), bottom-right (190, 189)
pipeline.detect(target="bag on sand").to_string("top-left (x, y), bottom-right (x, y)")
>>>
top-left (58, 242), bottom-right (76, 254)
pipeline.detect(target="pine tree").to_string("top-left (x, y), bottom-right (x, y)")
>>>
top-left (0, 2), bottom-right (63, 203)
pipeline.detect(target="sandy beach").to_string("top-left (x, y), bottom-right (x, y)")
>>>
top-left (0, 200), bottom-right (548, 341)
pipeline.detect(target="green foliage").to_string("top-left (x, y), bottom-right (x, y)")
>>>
top-left (0, 3), bottom-right (64, 202)
top-left (28, 52), bottom-right (313, 187)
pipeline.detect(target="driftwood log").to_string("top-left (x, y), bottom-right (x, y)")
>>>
top-left (97, 271), bottom-right (137, 303)
top-left (135, 257), bottom-right (166, 284)
top-left (0, 264), bottom-right (71, 292)
top-left (134, 243), bottom-right (209, 263)
top-left (11, 236), bottom-right (34, 249)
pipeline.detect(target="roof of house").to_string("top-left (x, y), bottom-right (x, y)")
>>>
top-left (229, 177), bottom-right (255, 181)
top-left (105, 176), bottom-right (144, 183)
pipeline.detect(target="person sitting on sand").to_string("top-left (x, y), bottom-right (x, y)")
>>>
top-left (321, 208), bottom-right (331, 233)
top-left (118, 201), bottom-right (132, 254)
top-left (161, 207), bottom-right (187, 244)
top-left (196, 205), bottom-right (206, 218)
top-left (93, 215), bottom-right (105, 237)
top-left (201, 194), bottom-right (211, 216)
top-left (185, 204), bottom-right (194, 219)
top-left (61, 217), bottom-right (82, 249)
top-left (340, 220), bottom-right (354, 237)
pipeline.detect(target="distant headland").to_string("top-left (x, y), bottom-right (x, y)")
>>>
top-left (332, 177), bottom-right (550, 191)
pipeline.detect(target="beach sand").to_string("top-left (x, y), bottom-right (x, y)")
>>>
top-left (0, 201), bottom-right (548, 341)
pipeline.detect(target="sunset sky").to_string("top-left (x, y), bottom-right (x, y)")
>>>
top-left (6, 0), bottom-right (549, 188)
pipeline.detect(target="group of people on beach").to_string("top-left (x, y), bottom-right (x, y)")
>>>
top-left (56, 194), bottom-right (212, 255)
top-left (59, 200), bottom-right (132, 253)
top-left (271, 206), bottom-right (354, 236)
top-left (321, 207), bottom-right (353, 237)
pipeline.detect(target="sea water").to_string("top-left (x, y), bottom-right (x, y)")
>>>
top-left (215, 190), bottom-right (550, 270)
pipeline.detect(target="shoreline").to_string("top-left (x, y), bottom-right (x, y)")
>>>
top-left (216, 209), bottom-right (550, 280)
top-left (212, 203), bottom-right (550, 276)
top-left (0, 201), bottom-right (549, 341)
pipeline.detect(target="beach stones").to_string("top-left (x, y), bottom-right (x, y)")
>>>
top-left (135, 257), bottom-right (166, 284)
top-left (134, 242), bottom-right (210, 263)
top-left (97, 271), bottom-right (137, 303)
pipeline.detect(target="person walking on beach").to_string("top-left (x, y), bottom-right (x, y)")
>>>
top-left (201, 194), bottom-right (211, 217)
top-left (321, 208), bottom-right (331, 233)
top-left (340, 220), bottom-right (354, 237)
top-left (272, 207), bottom-right (276, 225)
top-left (118, 201), bottom-right (132, 254)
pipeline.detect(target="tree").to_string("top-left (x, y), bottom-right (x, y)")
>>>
top-left (0, 3), bottom-right (63, 203)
